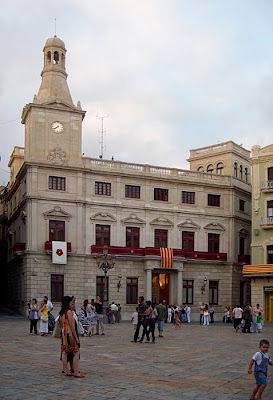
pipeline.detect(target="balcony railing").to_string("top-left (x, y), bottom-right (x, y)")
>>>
top-left (262, 181), bottom-right (273, 190)
top-left (261, 217), bottom-right (273, 227)
top-left (238, 254), bottom-right (251, 264)
top-left (45, 241), bottom-right (72, 253)
top-left (13, 242), bottom-right (26, 254)
top-left (91, 245), bottom-right (227, 261)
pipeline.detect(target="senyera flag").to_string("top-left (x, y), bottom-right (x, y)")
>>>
top-left (52, 241), bottom-right (67, 264)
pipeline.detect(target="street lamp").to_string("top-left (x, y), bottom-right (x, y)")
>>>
top-left (96, 245), bottom-right (116, 322)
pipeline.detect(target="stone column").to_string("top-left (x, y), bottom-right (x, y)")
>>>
top-left (145, 267), bottom-right (153, 301)
top-left (176, 267), bottom-right (183, 305)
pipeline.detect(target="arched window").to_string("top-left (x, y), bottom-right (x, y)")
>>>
top-left (234, 162), bottom-right (238, 177)
top-left (239, 165), bottom-right (243, 180)
top-left (53, 51), bottom-right (59, 64)
top-left (46, 51), bottom-right (51, 64)
top-left (207, 164), bottom-right (214, 173)
top-left (61, 53), bottom-right (65, 67)
top-left (198, 166), bottom-right (204, 173)
top-left (216, 162), bottom-right (224, 175)
top-left (245, 167), bottom-right (248, 183)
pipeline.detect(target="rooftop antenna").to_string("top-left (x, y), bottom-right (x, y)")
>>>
top-left (96, 113), bottom-right (109, 159)
top-left (54, 17), bottom-right (57, 36)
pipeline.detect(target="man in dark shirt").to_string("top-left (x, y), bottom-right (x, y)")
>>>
top-left (95, 295), bottom-right (105, 335)
top-left (131, 296), bottom-right (145, 343)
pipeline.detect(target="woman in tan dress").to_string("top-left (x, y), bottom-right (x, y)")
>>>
top-left (60, 296), bottom-right (84, 378)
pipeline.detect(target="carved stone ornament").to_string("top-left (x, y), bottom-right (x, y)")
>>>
top-left (48, 147), bottom-right (67, 165)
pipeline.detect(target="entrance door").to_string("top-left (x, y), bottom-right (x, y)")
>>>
top-left (264, 292), bottom-right (273, 322)
top-left (152, 273), bottom-right (170, 304)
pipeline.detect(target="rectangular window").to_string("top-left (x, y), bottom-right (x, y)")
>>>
top-left (208, 194), bottom-right (220, 207)
top-left (267, 201), bottom-right (273, 217)
top-left (154, 188), bottom-right (168, 202)
top-left (126, 277), bottom-right (138, 304)
top-left (51, 274), bottom-right (64, 302)
top-left (182, 231), bottom-right (194, 251)
top-left (95, 181), bottom-right (111, 196)
top-left (208, 233), bottom-right (220, 253)
top-left (49, 176), bottom-right (66, 191)
top-left (49, 220), bottom-right (65, 241)
top-left (182, 191), bottom-right (195, 204)
top-left (183, 280), bottom-right (193, 304)
top-left (125, 185), bottom-right (140, 199)
top-left (209, 281), bottom-right (219, 305)
top-left (268, 167), bottom-right (273, 182)
top-left (239, 199), bottom-right (245, 212)
top-left (239, 236), bottom-right (245, 255)
top-left (96, 225), bottom-right (110, 246)
top-left (154, 229), bottom-right (168, 248)
top-left (96, 276), bottom-right (109, 301)
top-left (267, 245), bottom-right (273, 264)
top-left (126, 227), bottom-right (140, 248)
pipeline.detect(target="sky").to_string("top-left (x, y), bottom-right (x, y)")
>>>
top-left (1, 0), bottom-right (273, 185)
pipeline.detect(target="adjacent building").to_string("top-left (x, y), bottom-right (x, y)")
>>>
top-left (243, 145), bottom-right (273, 322)
top-left (1, 36), bottom-right (252, 320)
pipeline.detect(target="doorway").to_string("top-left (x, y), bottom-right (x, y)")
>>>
top-left (152, 273), bottom-right (170, 304)
top-left (264, 291), bottom-right (273, 322)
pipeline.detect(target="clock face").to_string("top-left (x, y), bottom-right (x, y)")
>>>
top-left (51, 121), bottom-right (64, 133)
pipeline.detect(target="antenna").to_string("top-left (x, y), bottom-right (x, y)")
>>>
top-left (96, 113), bottom-right (109, 159)
top-left (54, 18), bottom-right (57, 36)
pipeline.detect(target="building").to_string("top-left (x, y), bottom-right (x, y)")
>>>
top-left (2, 36), bottom-right (252, 320)
top-left (243, 145), bottom-right (273, 322)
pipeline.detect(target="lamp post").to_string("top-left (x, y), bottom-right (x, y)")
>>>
top-left (96, 246), bottom-right (116, 322)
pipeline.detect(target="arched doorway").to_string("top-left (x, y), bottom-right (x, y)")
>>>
top-left (152, 272), bottom-right (170, 304)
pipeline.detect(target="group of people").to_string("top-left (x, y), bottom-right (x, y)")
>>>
top-left (232, 303), bottom-right (264, 334)
top-left (166, 304), bottom-right (191, 324)
top-left (28, 296), bottom-right (54, 336)
top-left (199, 302), bottom-right (214, 325)
top-left (106, 302), bottom-right (122, 324)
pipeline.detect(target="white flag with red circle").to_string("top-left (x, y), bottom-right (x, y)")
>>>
top-left (52, 241), bottom-right (67, 264)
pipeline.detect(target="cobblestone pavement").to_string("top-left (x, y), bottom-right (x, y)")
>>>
top-left (0, 309), bottom-right (273, 399)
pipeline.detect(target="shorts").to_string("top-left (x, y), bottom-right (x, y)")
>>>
top-left (254, 371), bottom-right (267, 385)
top-left (158, 320), bottom-right (165, 331)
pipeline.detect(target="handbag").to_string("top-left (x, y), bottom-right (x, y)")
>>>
top-left (53, 317), bottom-right (61, 338)
top-left (41, 315), bottom-right (48, 322)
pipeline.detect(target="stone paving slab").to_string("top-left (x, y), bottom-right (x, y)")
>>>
top-left (0, 309), bottom-right (273, 399)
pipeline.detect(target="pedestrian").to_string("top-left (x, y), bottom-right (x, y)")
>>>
top-left (156, 299), bottom-right (167, 337)
top-left (106, 304), bottom-right (113, 324)
top-left (226, 307), bottom-right (232, 323)
top-left (253, 304), bottom-right (264, 334)
top-left (138, 300), bottom-right (153, 343)
top-left (243, 303), bottom-right (252, 333)
top-left (60, 295), bottom-right (84, 378)
top-left (222, 306), bottom-right (228, 323)
top-left (180, 306), bottom-right (187, 323)
top-left (110, 302), bottom-right (118, 323)
top-left (131, 307), bottom-right (138, 330)
top-left (200, 302), bottom-right (204, 325)
top-left (257, 312), bottom-right (263, 333)
top-left (147, 303), bottom-right (157, 344)
top-left (209, 306), bottom-right (214, 323)
top-left (94, 295), bottom-right (105, 335)
top-left (232, 305), bottom-right (243, 332)
top-left (174, 311), bottom-right (180, 329)
top-left (131, 296), bottom-right (145, 343)
top-left (39, 298), bottom-right (48, 336)
top-left (167, 305), bottom-right (173, 323)
top-left (203, 304), bottom-right (209, 326)
top-left (116, 304), bottom-right (122, 322)
top-left (185, 304), bottom-right (191, 323)
top-left (29, 298), bottom-right (39, 335)
top-left (248, 339), bottom-right (273, 399)
top-left (44, 295), bottom-right (54, 313)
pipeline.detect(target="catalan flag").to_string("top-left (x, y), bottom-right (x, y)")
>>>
top-left (160, 247), bottom-right (173, 268)
top-left (243, 264), bottom-right (273, 274)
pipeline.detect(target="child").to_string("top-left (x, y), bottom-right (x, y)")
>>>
top-left (131, 307), bottom-right (138, 330)
top-left (257, 312), bottom-right (263, 333)
top-left (248, 339), bottom-right (273, 400)
top-left (174, 311), bottom-right (180, 329)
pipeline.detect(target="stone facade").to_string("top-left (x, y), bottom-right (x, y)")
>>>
top-left (2, 36), bottom-right (252, 320)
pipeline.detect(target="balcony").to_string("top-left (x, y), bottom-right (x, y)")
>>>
top-left (238, 254), bottom-right (251, 264)
top-left (261, 217), bottom-right (273, 229)
top-left (45, 241), bottom-right (72, 253)
top-left (13, 242), bottom-right (26, 255)
top-left (261, 181), bottom-right (273, 191)
top-left (91, 245), bottom-right (227, 261)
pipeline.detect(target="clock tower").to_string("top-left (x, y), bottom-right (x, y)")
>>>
top-left (21, 36), bottom-right (86, 166)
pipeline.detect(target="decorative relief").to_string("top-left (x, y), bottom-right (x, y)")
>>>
top-left (150, 216), bottom-right (174, 227)
top-left (204, 222), bottom-right (225, 231)
top-left (121, 214), bottom-right (146, 225)
top-left (43, 206), bottom-right (71, 221)
top-left (90, 212), bottom-right (116, 222)
top-left (177, 218), bottom-right (200, 230)
top-left (48, 147), bottom-right (67, 165)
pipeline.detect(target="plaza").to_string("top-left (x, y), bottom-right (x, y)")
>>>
top-left (0, 308), bottom-right (272, 399)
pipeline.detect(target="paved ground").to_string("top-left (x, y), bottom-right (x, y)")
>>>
top-left (0, 309), bottom-right (273, 399)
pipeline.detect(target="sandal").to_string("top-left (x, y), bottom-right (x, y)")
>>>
top-left (64, 372), bottom-right (73, 376)
top-left (73, 374), bottom-right (85, 378)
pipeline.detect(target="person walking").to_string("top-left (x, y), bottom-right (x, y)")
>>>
top-left (203, 304), bottom-right (209, 326)
top-left (94, 295), bottom-right (105, 335)
top-left (156, 299), bottom-right (167, 337)
top-left (138, 301), bottom-right (153, 343)
top-left (252, 304), bottom-right (264, 334)
top-left (131, 296), bottom-right (145, 343)
top-left (243, 303), bottom-right (252, 333)
top-left (232, 305), bottom-right (243, 332)
top-left (29, 298), bottom-right (39, 335)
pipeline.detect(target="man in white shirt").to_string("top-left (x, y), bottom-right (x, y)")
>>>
top-left (44, 296), bottom-right (54, 313)
top-left (185, 305), bottom-right (191, 323)
top-left (232, 305), bottom-right (243, 332)
top-left (110, 302), bottom-right (118, 323)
